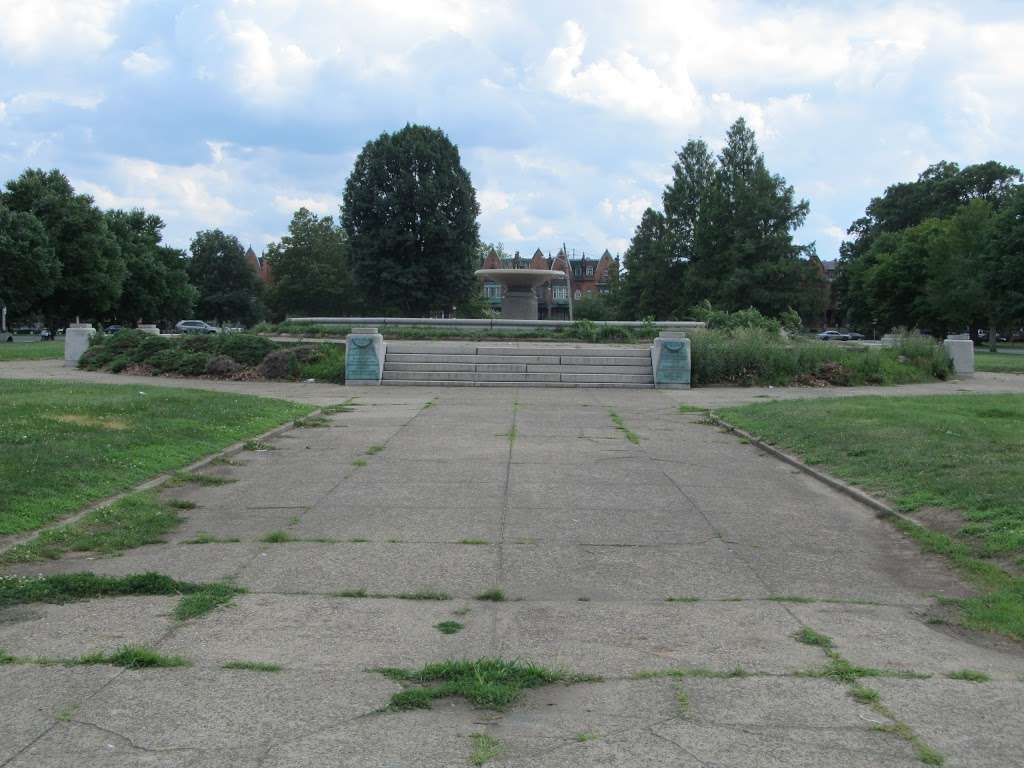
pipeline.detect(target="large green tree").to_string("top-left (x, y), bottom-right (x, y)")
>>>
top-left (1, 169), bottom-right (125, 325)
top-left (0, 204), bottom-right (60, 318)
top-left (618, 208), bottom-right (682, 319)
top-left (106, 209), bottom-right (196, 325)
top-left (342, 124), bottom-right (481, 315)
top-left (265, 208), bottom-right (357, 319)
top-left (187, 229), bottom-right (264, 325)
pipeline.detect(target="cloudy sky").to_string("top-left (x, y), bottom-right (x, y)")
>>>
top-left (2, 1), bottom-right (1022, 262)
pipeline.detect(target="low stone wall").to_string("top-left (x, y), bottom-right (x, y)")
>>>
top-left (287, 316), bottom-right (705, 331)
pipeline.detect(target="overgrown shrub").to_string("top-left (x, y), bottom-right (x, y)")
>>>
top-left (214, 334), bottom-right (275, 366)
top-left (205, 355), bottom-right (243, 377)
top-left (691, 302), bottom-right (782, 334)
top-left (293, 344), bottom-right (346, 383)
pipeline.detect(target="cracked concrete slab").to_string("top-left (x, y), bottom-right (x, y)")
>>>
top-left (2, 381), bottom-right (1020, 766)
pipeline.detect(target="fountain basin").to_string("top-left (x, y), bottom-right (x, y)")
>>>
top-left (475, 269), bottom-right (568, 320)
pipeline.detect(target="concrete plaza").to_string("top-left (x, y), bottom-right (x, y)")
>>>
top-left (1, 367), bottom-right (1022, 766)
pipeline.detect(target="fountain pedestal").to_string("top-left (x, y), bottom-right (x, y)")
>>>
top-left (475, 269), bottom-right (568, 321)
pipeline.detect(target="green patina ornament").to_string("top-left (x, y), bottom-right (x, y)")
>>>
top-left (346, 336), bottom-right (380, 381)
top-left (656, 339), bottom-right (691, 386)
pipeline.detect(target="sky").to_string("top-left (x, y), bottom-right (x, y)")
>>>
top-left (2, 1), bottom-right (1022, 263)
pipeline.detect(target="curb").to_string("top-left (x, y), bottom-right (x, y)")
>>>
top-left (709, 414), bottom-right (926, 531)
top-left (0, 408), bottom-right (324, 558)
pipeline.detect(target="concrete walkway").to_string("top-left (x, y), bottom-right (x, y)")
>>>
top-left (1, 370), bottom-right (1022, 766)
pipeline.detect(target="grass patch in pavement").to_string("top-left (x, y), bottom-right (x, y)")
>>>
top-left (794, 627), bottom-right (834, 649)
top-left (0, 379), bottom-right (311, 535)
top-left (352, 458), bottom-right (367, 467)
top-left (974, 351), bottom-right (1024, 374)
top-left (0, 491), bottom-right (183, 563)
top-left (633, 666), bottom-right (750, 680)
top-left (0, 571), bottom-right (227, 607)
top-left (947, 669), bottom-right (990, 682)
top-left (608, 410), bottom-right (640, 444)
top-left (260, 530), bottom-right (295, 543)
top-left (377, 658), bottom-right (597, 711)
top-left (173, 583), bottom-right (243, 620)
top-left (475, 588), bottom-right (506, 602)
top-left (182, 533), bottom-right (241, 544)
top-left (677, 404), bottom-right (707, 414)
top-left (0, 340), bottom-right (64, 361)
top-left (366, 444), bottom-right (384, 455)
top-left (718, 394), bottom-right (1024, 639)
top-left (223, 660), bottom-right (283, 672)
top-left (469, 733), bottom-right (502, 765)
top-left (72, 645), bottom-right (189, 669)
top-left (435, 621), bottom-right (464, 635)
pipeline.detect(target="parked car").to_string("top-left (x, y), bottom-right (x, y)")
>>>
top-left (817, 330), bottom-right (850, 341)
top-left (103, 324), bottom-right (123, 334)
top-left (175, 320), bottom-right (219, 335)
top-left (844, 331), bottom-right (865, 341)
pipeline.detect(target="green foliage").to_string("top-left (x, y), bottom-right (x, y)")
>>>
top-left (223, 660), bottom-right (282, 672)
top-left (266, 208), bottom-right (358, 319)
top-left (0, 203), bottom-right (59, 316)
top-left (342, 125), bottom-right (480, 315)
top-left (173, 583), bottom-right (242, 620)
top-left (74, 645), bottom-right (190, 669)
top-left (794, 626), bottom-right (834, 648)
top-left (213, 333), bottom-right (275, 366)
top-left (689, 328), bottom-right (949, 386)
top-left (435, 620), bottom-right (464, 635)
top-left (187, 229), bottom-right (265, 325)
top-left (105, 209), bottom-right (196, 325)
top-left (378, 658), bottom-right (589, 710)
top-left (691, 302), bottom-right (781, 333)
top-left (469, 733), bottom-right (502, 766)
top-left (2, 168), bottom-right (126, 324)
top-left (0, 571), bottom-right (204, 607)
top-left (475, 588), bottom-right (506, 602)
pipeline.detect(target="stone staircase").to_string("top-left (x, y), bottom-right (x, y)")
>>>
top-left (381, 341), bottom-right (654, 387)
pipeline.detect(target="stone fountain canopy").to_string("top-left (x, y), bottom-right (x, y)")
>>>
top-left (475, 268), bottom-right (569, 320)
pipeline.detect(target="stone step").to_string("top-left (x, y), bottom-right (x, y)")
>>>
top-left (474, 345), bottom-right (650, 358)
top-left (525, 363), bottom-right (652, 375)
top-left (386, 353), bottom-right (646, 366)
top-left (381, 380), bottom-right (655, 388)
top-left (384, 362), bottom-right (477, 372)
top-left (381, 370), bottom-right (476, 382)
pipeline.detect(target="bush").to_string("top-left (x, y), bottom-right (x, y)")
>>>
top-left (691, 301), bottom-right (782, 334)
top-left (214, 333), bottom-right (275, 367)
top-left (205, 355), bottom-right (243, 377)
top-left (293, 344), bottom-right (346, 383)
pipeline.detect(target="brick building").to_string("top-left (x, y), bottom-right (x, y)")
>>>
top-left (245, 246), bottom-right (273, 285)
top-left (480, 246), bottom-right (618, 319)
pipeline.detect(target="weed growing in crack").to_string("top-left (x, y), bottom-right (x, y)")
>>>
top-left (947, 669), bottom-right (990, 683)
top-left (260, 530), bottom-right (295, 543)
top-left (470, 733), bottom-right (502, 766)
top-left (794, 626), bottom-right (834, 649)
top-left (72, 645), bottom-right (189, 669)
top-left (223, 660), bottom-right (282, 672)
top-left (475, 589), bottom-right (506, 602)
top-left (435, 621), bottom-right (464, 635)
top-left (608, 410), bottom-right (640, 444)
top-left (173, 583), bottom-right (243, 621)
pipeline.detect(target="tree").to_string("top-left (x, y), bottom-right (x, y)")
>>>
top-left (0, 204), bottom-right (60, 318)
top-left (265, 208), bottom-right (356, 319)
top-left (618, 208), bottom-right (682, 319)
top-left (989, 187), bottom-right (1024, 348)
top-left (186, 229), bottom-right (264, 325)
top-left (342, 124), bottom-right (481, 315)
top-left (105, 209), bottom-right (196, 325)
top-left (2, 169), bottom-right (125, 325)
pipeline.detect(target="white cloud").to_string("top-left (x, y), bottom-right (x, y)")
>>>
top-left (500, 223), bottom-right (525, 241)
top-left (272, 194), bottom-right (335, 216)
top-left (541, 20), bottom-right (701, 127)
top-left (824, 225), bottom-right (847, 242)
top-left (478, 189), bottom-right (511, 215)
top-left (122, 50), bottom-right (168, 76)
top-left (0, 0), bottom-right (125, 59)
top-left (8, 91), bottom-right (104, 113)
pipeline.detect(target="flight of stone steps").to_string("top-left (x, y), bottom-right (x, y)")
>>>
top-left (381, 341), bottom-right (654, 387)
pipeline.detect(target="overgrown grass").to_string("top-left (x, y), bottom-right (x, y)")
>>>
top-left (0, 491), bottom-right (182, 563)
top-left (475, 589), bottom-right (506, 602)
top-left (261, 320), bottom-right (659, 344)
top-left (0, 379), bottom-right (311, 535)
top-left (172, 582), bottom-right (243, 620)
top-left (377, 658), bottom-right (595, 710)
top-left (260, 530), bottom-right (295, 543)
top-left (794, 627), bottom-right (834, 649)
top-left (0, 340), bottom-right (64, 361)
top-left (469, 733), bottom-right (502, 766)
top-left (718, 394), bottom-right (1024, 639)
top-left (947, 669), bottom-right (990, 682)
top-left (435, 621), bottom-right (464, 635)
top-left (690, 329), bottom-right (951, 386)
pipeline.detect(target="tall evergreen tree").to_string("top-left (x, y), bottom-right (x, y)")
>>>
top-left (342, 125), bottom-right (481, 315)
top-left (187, 229), bottom-right (264, 325)
top-left (618, 209), bottom-right (681, 319)
top-left (266, 208), bottom-right (357, 318)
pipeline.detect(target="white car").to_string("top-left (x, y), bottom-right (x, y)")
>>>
top-left (175, 320), bottom-right (219, 335)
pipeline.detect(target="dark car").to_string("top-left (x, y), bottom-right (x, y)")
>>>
top-left (844, 331), bottom-right (865, 341)
top-left (817, 330), bottom-right (850, 341)
top-left (104, 324), bottom-right (123, 334)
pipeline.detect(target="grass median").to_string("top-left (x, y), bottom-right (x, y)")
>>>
top-left (0, 379), bottom-right (311, 535)
top-left (974, 351), bottom-right (1024, 374)
top-left (0, 341), bottom-right (64, 361)
top-left (716, 394), bottom-right (1024, 639)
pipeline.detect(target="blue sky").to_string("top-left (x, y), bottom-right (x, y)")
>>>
top-left (2, 1), bottom-right (1022, 262)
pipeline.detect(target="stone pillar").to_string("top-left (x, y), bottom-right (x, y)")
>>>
top-left (651, 331), bottom-right (691, 389)
top-left (501, 288), bottom-right (539, 320)
top-left (345, 326), bottom-right (385, 385)
top-left (137, 324), bottom-right (160, 335)
top-left (64, 323), bottom-right (96, 367)
top-left (943, 338), bottom-right (975, 376)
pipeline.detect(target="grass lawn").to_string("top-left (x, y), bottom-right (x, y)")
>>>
top-left (716, 394), bottom-right (1024, 639)
top-left (0, 340), bottom-right (64, 361)
top-left (975, 351), bottom-right (1024, 373)
top-left (0, 379), bottom-right (311, 535)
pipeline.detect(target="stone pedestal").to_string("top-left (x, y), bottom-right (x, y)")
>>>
top-left (64, 323), bottom-right (96, 367)
top-left (501, 288), bottom-right (538, 321)
top-left (652, 332), bottom-right (691, 389)
top-left (345, 326), bottom-right (385, 385)
top-left (943, 338), bottom-right (975, 376)
top-left (137, 324), bottom-right (160, 335)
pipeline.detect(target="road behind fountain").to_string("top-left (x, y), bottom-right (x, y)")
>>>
top-left (1, 385), bottom-right (1021, 767)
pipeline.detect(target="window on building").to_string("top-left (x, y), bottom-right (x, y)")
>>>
top-left (552, 284), bottom-right (568, 300)
top-left (484, 283), bottom-right (502, 299)
top-left (586, 266), bottom-right (594, 277)
top-left (574, 289), bottom-right (582, 300)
